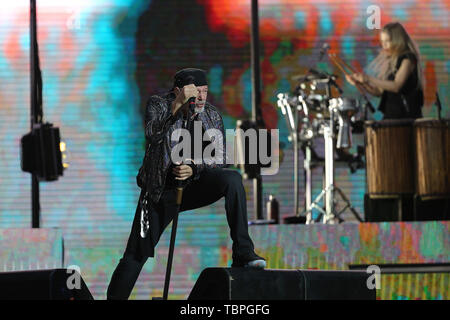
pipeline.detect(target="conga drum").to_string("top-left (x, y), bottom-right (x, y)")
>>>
top-left (365, 120), bottom-right (415, 195)
top-left (414, 119), bottom-right (450, 198)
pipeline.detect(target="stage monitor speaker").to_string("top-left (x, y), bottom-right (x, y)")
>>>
top-left (364, 193), bottom-right (415, 222)
top-left (0, 269), bottom-right (93, 300)
top-left (414, 197), bottom-right (449, 221)
top-left (188, 268), bottom-right (375, 300)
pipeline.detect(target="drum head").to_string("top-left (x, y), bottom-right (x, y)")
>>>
top-left (414, 118), bottom-right (450, 128)
top-left (365, 119), bottom-right (415, 128)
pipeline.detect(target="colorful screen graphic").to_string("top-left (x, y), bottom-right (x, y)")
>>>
top-left (0, 0), bottom-right (448, 299)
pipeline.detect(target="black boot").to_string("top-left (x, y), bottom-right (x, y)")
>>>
top-left (107, 255), bottom-right (146, 300)
top-left (232, 251), bottom-right (266, 268)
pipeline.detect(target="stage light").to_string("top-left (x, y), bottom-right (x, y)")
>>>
top-left (21, 123), bottom-right (65, 181)
top-left (60, 141), bottom-right (69, 169)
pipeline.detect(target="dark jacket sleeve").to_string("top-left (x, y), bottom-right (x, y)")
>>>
top-left (145, 95), bottom-right (179, 145)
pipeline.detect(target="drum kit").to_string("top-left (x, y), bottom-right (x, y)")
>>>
top-left (277, 61), bottom-right (367, 224)
top-left (278, 50), bottom-right (449, 224)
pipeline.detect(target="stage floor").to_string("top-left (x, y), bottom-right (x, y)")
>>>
top-left (1, 221), bottom-right (448, 299)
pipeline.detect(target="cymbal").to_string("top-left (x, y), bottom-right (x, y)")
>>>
top-left (292, 72), bottom-right (339, 83)
top-left (291, 74), bottom-right (320, 82)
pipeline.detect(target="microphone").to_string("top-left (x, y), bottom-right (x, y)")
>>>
top-left (319, 43), bottom-right (330, 61)
top-left (184, 75), bottom-right (196, 115)
top-left (188, 97), bottom-right (196, 115)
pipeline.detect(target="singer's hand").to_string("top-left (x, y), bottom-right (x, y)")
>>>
top-left (172, 84), bottom-right (197, 115)
top-left (172, 164), bottom-right (193, 180)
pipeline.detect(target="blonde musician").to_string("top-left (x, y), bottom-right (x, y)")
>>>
top-left (346, 22), bottom-right (424, 119)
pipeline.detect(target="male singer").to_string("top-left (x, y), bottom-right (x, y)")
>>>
top-left (107, 68), bottom-right (266, 300)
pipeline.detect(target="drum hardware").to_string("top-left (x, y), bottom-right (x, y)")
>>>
top-left (277, 88), bottom-right (320, 220)
top-left (299, 118), bottom-right (314, 141)
top-left (277, 92), bottom-right (303, 217)
top-left (279, 67), bottom-right (363, 224)
top-left (292, 70), bottom-right (335, 83)
top-left (278, 88), bottom-right (326, 217)
top-left (308, 68), bottom-right (343, 94)
top-left (347, 146), bottom-right (365, 174)
top-left (305, 69), bottom-right (362, 224)
top-left (303, 143), bottom-right (313, 218)
top-left (300, 99), bottom-right (363, 224)
top-left (333, 97), bottom-right (360, 149)
top-left (277, 93), bottom-right (297, 140)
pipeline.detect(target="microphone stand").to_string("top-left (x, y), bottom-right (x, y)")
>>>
top-left (435, 92), bottom-right (442, 120)
top-left (162, 98), bottom-right (194, 300)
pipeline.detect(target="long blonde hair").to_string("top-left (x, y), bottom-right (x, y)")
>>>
top-left (368, 22), bottom-right (424, 90)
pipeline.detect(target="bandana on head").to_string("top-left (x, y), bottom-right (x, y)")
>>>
top-left (173, 68), bottom-right (208, 88)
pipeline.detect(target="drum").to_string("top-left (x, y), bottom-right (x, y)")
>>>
top-left (332, 97), bottom-right (359, 115)
top-left (414, 119), bottom-right (450, 197)
top-left (331, 97), bottom-right (360, 149)
top-left (365, 119), bottom-right (415, 195)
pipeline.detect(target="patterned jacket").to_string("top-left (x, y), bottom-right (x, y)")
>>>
top-left (137, 93), bottom-right (227, 204)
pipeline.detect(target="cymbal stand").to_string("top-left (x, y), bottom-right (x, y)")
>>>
top-left (277, 93), bottom-right (301, 218)
top-left (293, 94), bottom-right (300, 219)
top-left (304, 144), bottom-right (313, 224)
top-left (301, 78), bottom-right (363, 224)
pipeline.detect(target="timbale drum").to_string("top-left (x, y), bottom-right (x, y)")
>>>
top-left (414, 119), bottom-right (450, 198)
top-left (365, 119), bottom-right (415, 195)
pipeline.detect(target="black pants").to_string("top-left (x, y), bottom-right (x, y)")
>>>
top-left (107, 168), bottom-right (255, 300)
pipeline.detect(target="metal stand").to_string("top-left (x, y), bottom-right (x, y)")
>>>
top-left (303, 145), bottom-right (313, 224)
top-left (162, 195), bottom-right (181, 300)
top-left (30, 0), bottom-right (41, 228)
top-left (293, 98), bottom-right (300, 218)
top-left (154, 188), bottom-right (183, 301)
top-left (302, 106), bottom-right (363, 224)
top-left (250, 0), bottom-right (265, 220)
top-left (159, 109), bottom-right (191, 300)
top-left (278, 70), bottom-right (364, 224)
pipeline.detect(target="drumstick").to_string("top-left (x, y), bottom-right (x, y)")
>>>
top-left (329, 54), bottom-right (376, 113)
top-left (328, 53), bottom-right (349, 75)
top-left (329, 53), bottom-right (359, 76)
top-left (333, 54), bottom-right (358, 74)
top-left (329, 53), bottom-right (367, 96)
